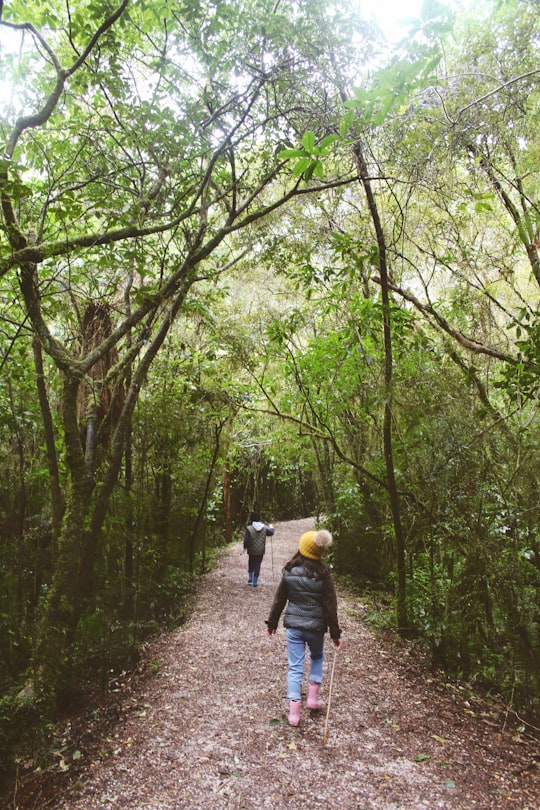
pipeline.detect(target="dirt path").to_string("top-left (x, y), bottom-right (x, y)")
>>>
top-left (10, 518), bottom-right (539, 809)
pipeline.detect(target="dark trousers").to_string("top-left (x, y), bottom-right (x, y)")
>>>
top-left (248, 554), bottom-right (263, 578)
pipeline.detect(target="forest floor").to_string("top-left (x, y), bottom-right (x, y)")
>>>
top-left (4, 517), bottom-right (539, 810)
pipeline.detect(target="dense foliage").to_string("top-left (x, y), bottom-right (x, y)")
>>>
top-left (0, 0), bottom-right (538, 783)
top-left (263, 0), bottom-right (540, 713)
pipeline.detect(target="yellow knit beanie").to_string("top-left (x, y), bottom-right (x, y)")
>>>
top-left (298, 529), bottom-right (333, 560)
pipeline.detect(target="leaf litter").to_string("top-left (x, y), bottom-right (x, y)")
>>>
top-left (4, 518), bottom-right (539, 809)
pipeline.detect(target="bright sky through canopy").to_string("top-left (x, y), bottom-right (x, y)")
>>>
top-left (357, 0), bottom-right (476, 41)
top-left (358, 0), bottom-right (424, 39)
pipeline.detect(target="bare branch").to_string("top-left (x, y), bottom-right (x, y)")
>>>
top-left (456, 68), bottom-right (540, 119)
top-left (373, 274), bottom-right (522, 366)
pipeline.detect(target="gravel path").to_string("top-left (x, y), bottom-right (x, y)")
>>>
top-left (12, 518), bottom-right (538, 809)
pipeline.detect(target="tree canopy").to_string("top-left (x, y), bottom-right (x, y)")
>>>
top-left (0, 0), bottom-right (539, 783)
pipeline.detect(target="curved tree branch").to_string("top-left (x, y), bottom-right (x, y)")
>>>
top-left (456, 68), bottom-right (540, 119)
top-left (373, 274), bottom-right (533, 369)
top-left (3, 0), bottom-right (129, 159)
top-left (1, 1), bottom-right (129, 254)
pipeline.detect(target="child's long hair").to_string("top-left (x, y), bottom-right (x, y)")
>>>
top-left (284, 551), bottom-right (330, 579)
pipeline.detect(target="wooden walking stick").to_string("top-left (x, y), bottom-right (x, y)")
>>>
top-left (322, 648), bottom-right (338, 745)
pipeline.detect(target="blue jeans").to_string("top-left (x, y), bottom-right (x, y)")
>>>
top-left (286, 627), bottom-right (324, 701)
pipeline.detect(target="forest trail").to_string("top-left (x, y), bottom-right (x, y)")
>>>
top-left (9, 518), bottom-right (539, 809)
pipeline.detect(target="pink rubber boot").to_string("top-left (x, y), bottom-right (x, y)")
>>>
top-left (306, 682), bottom-right (322, 710)
top-left (288, 700), bottom-right (300, 727)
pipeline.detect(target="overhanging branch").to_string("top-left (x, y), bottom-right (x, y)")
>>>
top-left (373, 274), bottom-right (522, 366)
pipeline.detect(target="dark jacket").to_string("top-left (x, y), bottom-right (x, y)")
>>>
top-left (243, 521), bottom-right (274, 556)
top-left (266, 556), bottom-right (341, 639)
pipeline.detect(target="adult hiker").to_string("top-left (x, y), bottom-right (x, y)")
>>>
top-left (243, 511), bottom-right (274, 587)
top-left (265, 528), bottom-right (343, 727)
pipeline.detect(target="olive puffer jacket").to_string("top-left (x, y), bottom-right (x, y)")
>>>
top-left (244, 521), bottom-right (274, 556)
top-left (266, 560), bottom-right (341, 639)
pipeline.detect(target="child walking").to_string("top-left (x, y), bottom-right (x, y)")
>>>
top-left (243, 511), bottom-right (274, 587)
top-left (265, 528), bottom-right (342, 727)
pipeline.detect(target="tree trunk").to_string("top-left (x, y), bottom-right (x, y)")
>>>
top-left (123, 272), bottom-right (135, 616)
top-left (123, 434), bottom-right (135, 617)
top-left (33, 336), bottom-right (63, 540)
top-left (354, 141), bottom-right (408, 633)
top-left (189, 420), bottom-right (225, 572)
top-left (31, 286), bottom-right (191, 708)
top-left (33, 373), bottom-right (94, 709)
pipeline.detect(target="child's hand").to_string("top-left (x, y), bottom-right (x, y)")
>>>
top-left (332, 638), bottom-right (343, 651)
top-left (266, 627), bottom-right (276, 637)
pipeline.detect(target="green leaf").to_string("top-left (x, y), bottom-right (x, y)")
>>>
top-left (474, 202), bottom-right (493, 212)
top-left (301, 131), bottom-right (316, 152)
top-left (312, 159), bottom-right (324, 178)
top-left (292, 157), bottom-right (311, 177)
top-left (339, 110), bottom-right (355, 137)
top-left (278, 148), bottom-right (308, 160)
top-left (319, 133), bottom-right (341, 150)
top-left (374, 92), bottom-right (397, 126)
top-left (303, 161), bottom-right (316, 181)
